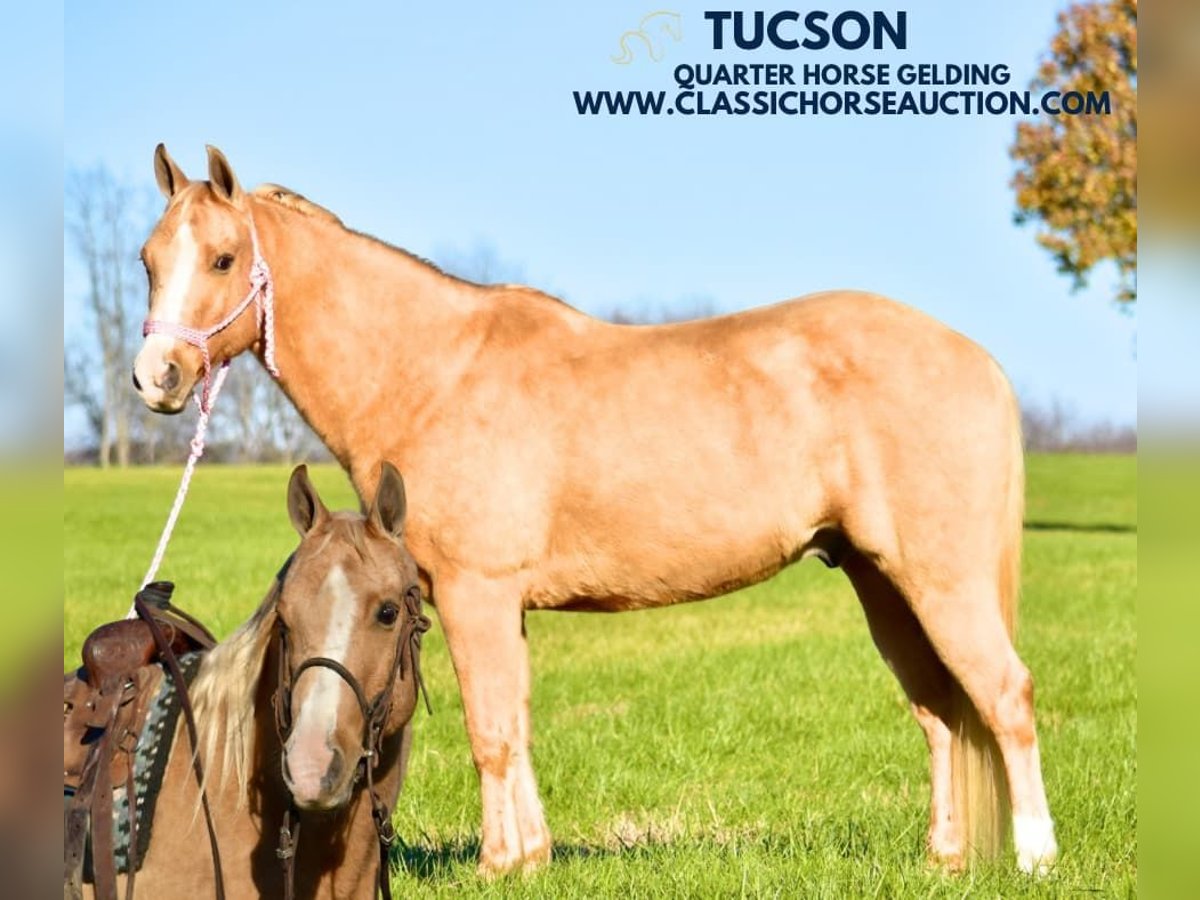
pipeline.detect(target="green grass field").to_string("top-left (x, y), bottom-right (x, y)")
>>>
top-left (64, 454), bottom-right (1136, 897)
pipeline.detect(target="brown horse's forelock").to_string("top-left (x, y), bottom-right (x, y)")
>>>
top-left (315, 514), bottom-right (371, 561)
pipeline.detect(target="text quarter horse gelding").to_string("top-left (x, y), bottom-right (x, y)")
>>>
top-left (132, 145), bottom-right (1057, 876)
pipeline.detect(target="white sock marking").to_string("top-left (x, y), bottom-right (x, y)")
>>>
top-left (1014, 813), bottom-right (1058, 875)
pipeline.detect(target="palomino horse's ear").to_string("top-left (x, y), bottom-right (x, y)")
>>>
top-left (287, 465), bottom-right (328, 536)
top-left (153, 143), bottom-right (189, 200)
top-left (369, 462), bottom-right (407, 538)
top-left (206, 144), bottom-right (243, 203)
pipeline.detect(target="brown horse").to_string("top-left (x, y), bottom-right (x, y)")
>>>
top-left (132, 145), bottom-right (1058, 877)
top-left (83, 464), bottom-right (427, 897)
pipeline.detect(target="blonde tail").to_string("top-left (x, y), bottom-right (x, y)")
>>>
top-left (950, 383), bottom-right (1023, 861)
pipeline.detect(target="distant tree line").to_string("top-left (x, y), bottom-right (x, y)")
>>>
top-left (1020, 397), bottom-right (1136, 453)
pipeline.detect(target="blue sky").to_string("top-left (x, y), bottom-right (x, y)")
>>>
top-left (65, 1), bottom-right (1135, 428)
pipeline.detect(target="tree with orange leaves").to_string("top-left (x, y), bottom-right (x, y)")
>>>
top-left (1011, 0), bottom-right (1136, 305)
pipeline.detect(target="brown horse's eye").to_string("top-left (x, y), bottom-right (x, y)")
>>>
top-left (214, 253), bottom-right (234, 271)
top-left (376, 602), bottom-right (400, 627)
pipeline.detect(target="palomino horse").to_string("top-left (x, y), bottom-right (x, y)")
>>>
top-left (78, 464), bottom-right (428, 898)
top-left (132, 145), bottom-right (1058, 876)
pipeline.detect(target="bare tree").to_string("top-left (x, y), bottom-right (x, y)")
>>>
top-left (64, 167), bottom-right (150, 467)
top-left (434, 239), bottom-right (526, 285)
top-left (208, 357), bottom-right (329, 464)
top-left (218, 357), bottom-right (267, 463)
top-left (433, 240), bottom-right (718, 326)
top-left (608, 295), bottom-right (716, 325)
top-left (263, 381), bottom-right (327, 464)
top-left (63, 339), bottom-right (104, 446)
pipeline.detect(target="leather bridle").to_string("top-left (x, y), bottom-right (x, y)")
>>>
top-left (272, 582), bottom-right (431, 900)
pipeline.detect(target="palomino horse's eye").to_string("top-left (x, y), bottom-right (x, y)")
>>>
top-left (214, 253), bottom-right (235, 271)
top-left (376, 602), bottom-right (400, 627)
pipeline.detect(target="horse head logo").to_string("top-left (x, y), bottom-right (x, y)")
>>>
top-left (612, 11), bottom-right (683, 64)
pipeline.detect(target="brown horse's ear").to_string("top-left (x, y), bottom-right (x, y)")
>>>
top-left (154, 143), bottom-right (189, 200)
top-left (287, 465), bottom-right (328, 536)
top-left (368, 462), bottom-right (407, 538)
top-left (206, 144), bottom-right (243, 203)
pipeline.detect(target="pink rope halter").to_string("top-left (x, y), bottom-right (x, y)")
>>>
top-left (127, 214), bottom-right (280, 616)
top-left (142, 216), bottom-right (279, 411)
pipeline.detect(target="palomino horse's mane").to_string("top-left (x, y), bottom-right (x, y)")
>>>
top-left (253, 181), bottom-right (568, 302)
top-left (252, 183), bottom-right (343, 225)
top-left (254, 182), bottom-right (460, 282)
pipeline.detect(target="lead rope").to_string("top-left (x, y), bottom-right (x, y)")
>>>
top-left (127, 216), bottom-right (277, 618)
top-left (126, 363), bottom-right (230, 617)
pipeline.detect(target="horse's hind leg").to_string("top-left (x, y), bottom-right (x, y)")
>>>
top-left (901, 579), bottom-right (1057, 874)
top-left (843, 552), bottom-right (963, 867)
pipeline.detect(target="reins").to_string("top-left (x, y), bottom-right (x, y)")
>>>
top-left (272, 585), bottom-right (432, 900)
top-left (132, 585), bottom-right (225, 900)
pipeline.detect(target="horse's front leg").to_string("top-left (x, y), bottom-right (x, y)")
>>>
top-left (437, 575), bottom-right (551, 875)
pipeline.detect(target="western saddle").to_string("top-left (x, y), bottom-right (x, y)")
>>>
top-left (63, 583), bottom-right (222, 900)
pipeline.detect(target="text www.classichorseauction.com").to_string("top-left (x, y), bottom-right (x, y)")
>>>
top-left (578, 9), bottom-right (1113, 117)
